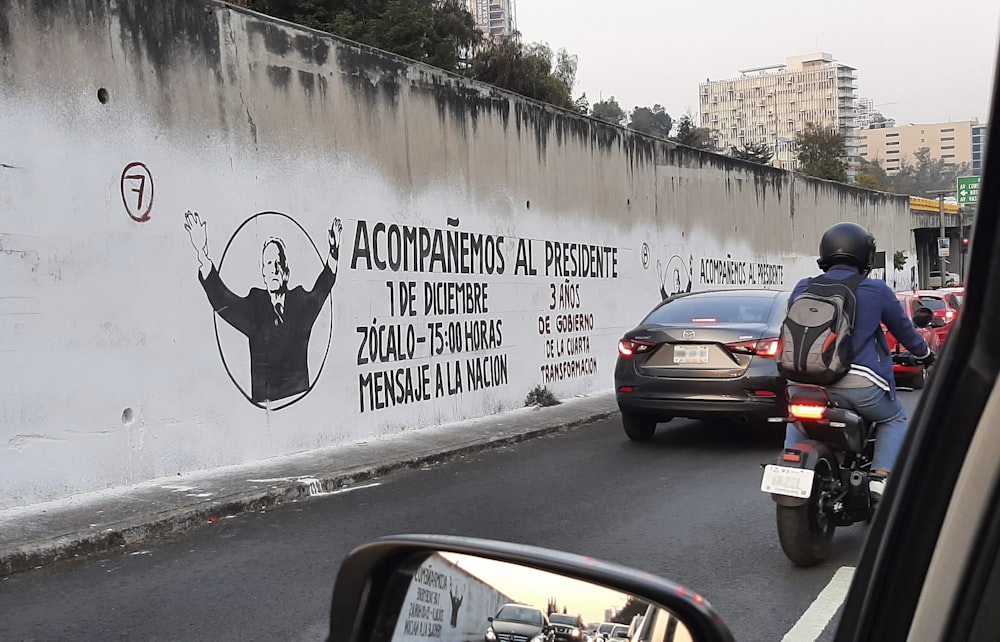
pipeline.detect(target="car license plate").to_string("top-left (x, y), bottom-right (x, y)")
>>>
top-left (673, 345), bottom-right (710, 364)
top-left (760, 465), bottom-right (815, 498)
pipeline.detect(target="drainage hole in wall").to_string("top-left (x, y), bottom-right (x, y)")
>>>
top-left (526, 200), bottom-right (531, 210)
top-left (122, 407), bottom-right (135, 425)
top-left (98, 87), bottom-right (110, 104)
top-left (627, 198), bottom-right (631, 206)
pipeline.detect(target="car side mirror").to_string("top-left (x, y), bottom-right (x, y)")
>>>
top-left (326, 535), bottom-right (735, 642)
top-left (912, 307), bottom-right (934, 328)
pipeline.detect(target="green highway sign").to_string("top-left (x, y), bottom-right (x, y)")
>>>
top-left (957, 175), bottom-right (980, 205)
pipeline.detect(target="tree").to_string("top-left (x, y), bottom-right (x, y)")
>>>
top-left (628, 104), bottom-right (672, 139)
top-left (591, 97), bottom-right (626, 126)
top-left (795, 122), bottom-right (848, 182)
top-left (671, 114), bottom-right (716, 151)
top-left (553, 48), bottom-right (578, 94)
top-left (893, 250), bottom-right (908, 271)
top-left (573, 93), bottom-right (590, 115)
top-left (612, 597), bottom-right (649, 624)
top-left (854, 160), bottom-right (890, 191)
top-left (469, 35), bottom-right (575, 109)
top-left (243, 0), bottom-right (480, 73)
top-left (730, 140), bottom-right (773, 165)
top-left (883, 147), bottom-right (972, 197)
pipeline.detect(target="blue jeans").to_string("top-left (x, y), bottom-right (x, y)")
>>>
top-left (783, 385), bottom-right (908, 474)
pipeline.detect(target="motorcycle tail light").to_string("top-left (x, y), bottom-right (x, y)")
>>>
top-left (789, 403), bottom-right (826, 420)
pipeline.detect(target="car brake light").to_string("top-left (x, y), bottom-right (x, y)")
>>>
top-left (945, 309), bottom-right (956, 321)
top-left (726, 338), bottom-right (780, 357)
top-left (618, 339), bottom-right (654, 358)
top-left (789, 403), bottom-right (826, 420)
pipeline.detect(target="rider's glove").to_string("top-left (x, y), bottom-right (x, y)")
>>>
top-left (916, 351), bottom-right (936, 367)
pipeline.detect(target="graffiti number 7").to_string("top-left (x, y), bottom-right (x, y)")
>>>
top-left (121, 162), bottom-right (154, 222)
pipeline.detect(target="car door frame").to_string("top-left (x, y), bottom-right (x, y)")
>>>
top-left (835, 39), bottom-right (1000, 641)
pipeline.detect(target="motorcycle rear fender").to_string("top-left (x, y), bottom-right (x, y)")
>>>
top-left (770, 440), bottom-right (835, 507)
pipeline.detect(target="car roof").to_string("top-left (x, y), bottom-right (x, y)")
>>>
top-left (666, 289), bottom-right (787, 300)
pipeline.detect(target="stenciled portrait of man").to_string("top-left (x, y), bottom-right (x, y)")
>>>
top-left (184, 210), bottom-right (343, 406)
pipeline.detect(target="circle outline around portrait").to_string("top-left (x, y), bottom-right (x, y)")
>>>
top-left (213, 211), bottom-right (333, 410)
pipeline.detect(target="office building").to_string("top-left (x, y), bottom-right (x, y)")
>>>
top-left (973, 123), bottom-right (989, 176)
top-left (699, 53), bottom-right (859, 170)
top-left (468, 0), bottom-right (515, 39)
top-left (858, 120), bottom-right (979, 174)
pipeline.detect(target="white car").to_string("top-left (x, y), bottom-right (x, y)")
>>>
top-left (927, 269), bottom-right (960, 288)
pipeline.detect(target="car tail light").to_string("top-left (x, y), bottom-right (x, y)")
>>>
top-left (617, 386), bottom-right (634, 393)
top-left (726, 338), bottom-right (780, 357)
top-left (618, 339), bottom-right (654, 358)
top-left (789, 403), bottom-right (826, 420)
top-left (945, 309), bottom-right (956, 322)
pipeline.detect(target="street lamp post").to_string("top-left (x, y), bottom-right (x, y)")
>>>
top-left (927, 188), bottom-right (956, 285)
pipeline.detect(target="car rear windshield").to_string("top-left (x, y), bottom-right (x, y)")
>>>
top-left (916, 297), bottom-right (947, 310)
top-left (549, 614), bottom-right (577, 625)
top-left (496, 606), bottom-right (543, 625)
top-left (644, 295), bottom-right (778, 325)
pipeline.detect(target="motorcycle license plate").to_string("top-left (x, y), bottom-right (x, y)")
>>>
top-left (760, 465), bottom-right (815, 498)
top-left (674, 345), bottom-right (710, 364)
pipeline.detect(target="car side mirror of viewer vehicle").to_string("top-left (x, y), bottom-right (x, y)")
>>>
top-left (912, 307), bottom-right (934, 328)
top-left (326, 535), bottom-right (736, 642)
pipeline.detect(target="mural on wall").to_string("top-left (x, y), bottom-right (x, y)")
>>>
top-left (657, 254), bottom-right (694, 299)
top-left (655, 250), bottom-right (786, 300)
top-left (184, 211), bottom-right (342, 408)
top-left (350, 217), bottom-right (619, 412)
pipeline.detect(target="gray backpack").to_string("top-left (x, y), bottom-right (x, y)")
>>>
top-left (777, 274), bottom-right (864, 385)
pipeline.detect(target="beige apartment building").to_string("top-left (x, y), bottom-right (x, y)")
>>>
top-left (858, 121), bottom-right (978, 173)
top-left (699, 53), bottom-right (859, 170)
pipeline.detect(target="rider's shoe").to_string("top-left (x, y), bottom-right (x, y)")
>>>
top-left (869, 475), bottom-right (887, 501)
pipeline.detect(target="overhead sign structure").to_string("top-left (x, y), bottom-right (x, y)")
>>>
top-left (957, 175), bottom-right (980, 205)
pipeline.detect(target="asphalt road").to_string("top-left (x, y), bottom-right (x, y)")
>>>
top-left (0, 390), bottom-right (924, 642)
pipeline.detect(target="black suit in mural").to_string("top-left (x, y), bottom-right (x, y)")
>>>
top-left (199, 264), bottom-right (335, 403)
top-left (184, 211), bottom-right (343, 405)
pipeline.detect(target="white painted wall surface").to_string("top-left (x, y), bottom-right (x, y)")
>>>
top-left (0, 0), bottom-right (914, 508)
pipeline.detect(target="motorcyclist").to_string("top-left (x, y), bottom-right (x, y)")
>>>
top-left (783, 222), bottom-right (935, 498)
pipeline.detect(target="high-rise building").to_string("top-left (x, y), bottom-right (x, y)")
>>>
top-left (858, 120), bottom-right (980, 174)
top-left (857, 97), bottom-right (896, 130)
top-left (973, 123), bottom-right (989, 176)
top-left (699, 53), bottom-right (859, 170)
top-left (468, 0), bottom-right (515, 39)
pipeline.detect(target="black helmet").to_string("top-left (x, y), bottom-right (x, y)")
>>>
top-left (817, 222), bottom-right (876, 271)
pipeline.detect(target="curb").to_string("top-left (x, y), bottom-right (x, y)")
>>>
top-left (1, 407), bottom-right (617, 577)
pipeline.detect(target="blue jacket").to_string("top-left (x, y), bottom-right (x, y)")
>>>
top-left (791, 265), bottom-right (931, 397)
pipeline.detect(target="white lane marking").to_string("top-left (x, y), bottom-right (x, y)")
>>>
top-left (329, 482), bottom-right (381, 495)
top-left (782, 566), bottom-right (855, 642)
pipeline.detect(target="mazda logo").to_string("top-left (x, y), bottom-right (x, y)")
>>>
top-left (682, 330), bottom-right (696, 339)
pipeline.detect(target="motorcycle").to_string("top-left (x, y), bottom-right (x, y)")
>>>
top-left (760, 308), bottom-right (934, 567)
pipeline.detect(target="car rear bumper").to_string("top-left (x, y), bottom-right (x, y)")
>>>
top-left (616, 391), bottom-right (785, 421)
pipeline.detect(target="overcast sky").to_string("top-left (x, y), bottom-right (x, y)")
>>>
top-left (517, 0), bottom-right (1000, 126)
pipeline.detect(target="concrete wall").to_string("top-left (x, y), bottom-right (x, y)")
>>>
top-left (391, 553), bottom-right (514, 641)
top-left (0, 0), bottom-right (915, 508)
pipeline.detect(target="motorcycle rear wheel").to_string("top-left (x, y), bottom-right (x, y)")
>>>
top-left (776, 456), bottom-right (836, 567)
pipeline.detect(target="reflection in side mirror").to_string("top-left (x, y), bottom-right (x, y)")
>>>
top-left (912, 306), bottom-right (934, 328)
top-left (327, 535), bottom-right (735, 642)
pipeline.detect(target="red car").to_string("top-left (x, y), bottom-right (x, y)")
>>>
top-left (899, 290), bottom-right (959, 346)
top-left (884, 293), bottom-right (942, 389)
